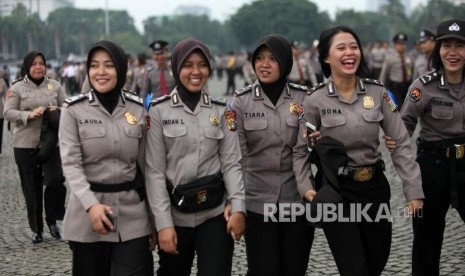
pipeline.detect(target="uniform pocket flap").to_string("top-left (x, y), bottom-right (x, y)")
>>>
top-left (321, 116), bottom-right (346, 128)
top-left (204, 127), bottom-right (224, 140)
top-left (361, 111), bottom-right (384, 122)
top-left (163, 125), bottom-right (187, 138)
top-left (244, 119), bottom-right (267, 130)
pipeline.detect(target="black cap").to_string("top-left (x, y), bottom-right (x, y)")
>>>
top-left (392, 33), bottom-right (408, 43)
top-left (436, 19), bottom-right (465, 41)
top-left (148, 40), bottom-right (168, 53)
top-left (419, 29), bottom-right (436, 42)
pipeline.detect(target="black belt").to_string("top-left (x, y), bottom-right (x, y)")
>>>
top-left (89, 166), bottom-right (146, 200)
top-left (338, 160), bottom-right (385, 182)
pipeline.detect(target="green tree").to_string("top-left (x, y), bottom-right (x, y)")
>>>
top-left (334, 10), bottom-right (390, 43)
top-left (229, 0), bottom-right (331, 49)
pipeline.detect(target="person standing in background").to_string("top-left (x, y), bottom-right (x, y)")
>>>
top-left (3, 51), bottom-right (67, 243)
top-left (412, 29), bottom-right (436, 81)
top-left (225, 51), bottom-right (236, 95)
top-left (380, 33), bottom-right (414, 109)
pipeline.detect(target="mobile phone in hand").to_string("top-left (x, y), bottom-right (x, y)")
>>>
top-left (306, 122), bottom-right (317, 152)
top-left (105, 213), bottom-right (117, 232)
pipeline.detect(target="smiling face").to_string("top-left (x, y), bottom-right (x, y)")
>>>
top-left (88, 49), bottom-right (117, 93)
top-left (29, 55), bottom-right (46, 79)
top-left (440, 39), bottom-right (465, 76)
top-left (179, 50), bottom-right (210, 92)
top-left (325, 32), bottom-right (361, 79)
top-left (254, 47), bottom-right (280, 84)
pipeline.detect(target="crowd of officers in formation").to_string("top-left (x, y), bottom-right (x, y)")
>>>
top-left (0, 17), bottom-right (464, 276)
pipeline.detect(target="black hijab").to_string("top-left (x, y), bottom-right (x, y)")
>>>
top-left (86, 40), bottom-right (128, 114)
top-left (21, 51), bottom-right (46, 86)
top-left (252, 34), bottom-right (293, 105)
top-left (171, 38), bottom-right (212, 111)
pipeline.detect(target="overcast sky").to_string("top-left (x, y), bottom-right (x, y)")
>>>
top-left (75, 0), bottom-right (426, 32)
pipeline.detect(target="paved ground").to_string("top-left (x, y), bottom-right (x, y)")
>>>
top-left (0, 75), bottom-right (464, 275)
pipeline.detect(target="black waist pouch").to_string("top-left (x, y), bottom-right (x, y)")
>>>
top-left (166, 173), bottom-right (225, 213)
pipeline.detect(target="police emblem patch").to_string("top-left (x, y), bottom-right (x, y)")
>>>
top-left (408, 88), bottom-right (422, 102)
top-left (209, 113), bottom-right (219, 126)
top-left (224, 103), bottom-right (237, 131)
top-left (363, 96), bottom-right (374, 109)
top-left (383, 90), bottom-right (398, 112)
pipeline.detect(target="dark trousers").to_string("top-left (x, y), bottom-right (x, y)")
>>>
top-left (14, 147), bottom-right (66, 233)
top-left (323, 174), bottom-right (392, 276)
top-left (245, 211), bottom-right (314, 276)
top-left (157, 214), bottom-right (234, 276)
top-left (69, 235), bottom-right (154, 276)
top-left (0, 118), bottom-right (3, 154)
top-left (225, 69), bottom-right (236, 95)
top-left (386, 80), bottom-right (410, 110)
top-left (412, 150), bottom-right (465, 276)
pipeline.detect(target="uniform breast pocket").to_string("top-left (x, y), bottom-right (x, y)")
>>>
top-left (361, 110), bottom-right (383, 139)
top-left (285, 117), bottom-right (300, 143)
top-left (203, 127), bottom-right (224, 157)
top-left (244, 119), bottom-right (268, 145)
top-left (431, 104), bottom-right (453, 120)
top-left (321, 115), bottom-right (346, 128)
top-left (79, 127), bottom-right (107, 156)
top-left (163, 125), bottom-right (188, 152)
top-left (20, 93), bottom-right (36, 110)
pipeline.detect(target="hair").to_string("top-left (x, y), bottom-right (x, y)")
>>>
top-left (317, 26), bottom-right (369, 78)
top-left (430, 38), bottom-right (465, 71)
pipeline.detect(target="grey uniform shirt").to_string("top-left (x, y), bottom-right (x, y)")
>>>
top-left (401, 71), bottom-right (465, 140)
top-left (294, 78), bottom-right (424, 201)
top-left (3, 76), bottom-right (67, 148)
top-left (379, 52), bottom-right (413, 83)
top-left (59, 91), bottom-right (152, 242)
top-left (145, 89), bottom-right (245, 231)
top-left (142, 64), bottom-right (176, 101)
top-left (412, 54), bottom-right (432, 81)
top-left (233, 82), bottom-right (307, 214)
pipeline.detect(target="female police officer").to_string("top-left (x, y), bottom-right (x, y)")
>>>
top-left (400, 19), bottom-right (465, 276)
top-left (4, 51), bottom-right (67, 243)
top-left (232, 34), bottom-right (313, 276)
top-left (293, 26), bottom-right (424, 275)
top-left (59, 41), bottom-right (155, 275)
top-left (145, 38), bottom-right (245, 276)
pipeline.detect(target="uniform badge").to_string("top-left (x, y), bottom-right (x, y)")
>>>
top-left (209, 113), bottom-right (219, 126)
top-left (225, 103), bottom-right (237, 131)
top-left (363, 96), bottom-right (374, 109)
top-left (125, 112), bottom-right (137, 125)
top-left (289, 102), bottom-right (305, 119)
top-left (383, 90), bottom-right (398, 111)
top-left (48, 83), bottom-right (53, 91)
top-left (408, 88), bottom-right (421, 102)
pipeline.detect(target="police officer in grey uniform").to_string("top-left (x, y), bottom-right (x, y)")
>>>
top-left (289, 40), bottom-right (317, 87)
top-left (412, 29), bottom-right (436, 81)
top-left (233, 34), bottom-right (313, 276)
top-left (145, 38), bottom-right (246, 276)
top-left (380, 33), bottom-right (414, 109)
top-left (143, 40), bottom-right (176, 106)
top-left (4, 51), bottom-right (67, 243)
top-left (401, 19), bottom-right (465, 276)
top-left (59, 41), bottom-right (155, 275)
top-left (294, 26), bottom-right (424, 276)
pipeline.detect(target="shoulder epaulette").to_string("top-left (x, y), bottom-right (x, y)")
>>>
top-left (150, 95), bottom-right (171, 106)
top-left (64, 94), bottom-right (88, 105)
top-left (362, 78), bottom-right (384, 86)
top-left (123, 91), bottom-right (144, 106)
top-left (419, 71), bottom-right (441, 85)
top-left (234, 85), bottom-right (252, 97)
top-left (308, 82), bottom-right (326, 95)
top-left (211, 97), bottom-right (227, 106)
top-left (288, 82), bottom-right (308, 92)
top-left (11, 77), bottom-right (23, 85)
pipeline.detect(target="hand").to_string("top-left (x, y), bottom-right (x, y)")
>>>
top-left (223, 202), bottom-right (232, 222)
top-left (303, 129), bottom-right (321, 147)
top-left (383, 135), bottom-right (396, 152)
top-left (87, 203), bottom-right (113, 235)
top-left (407, 199), bottom-right (424, 217)
top-left (304, 189), bottom-right (317, 202)
top-left (28, 106), bottom-right (46, 120)
top-left (149, 230), bottom-right (158, 251)
top-left (48, 102), bottom-right (58, 111)
top-left (226, 212), bottom-right (245, 241)
top-left (158, 227), bottom-right (178, 254)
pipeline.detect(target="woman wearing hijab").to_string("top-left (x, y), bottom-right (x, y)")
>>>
top-left (145, 38), bottom-right (246, 276)
top-left (232, 34), bottom-right (314, 276)
top-left (59, 40), bottom-right (155, 275)
top-left (4, 51), bottom-right (67, 243)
